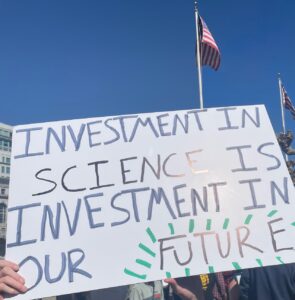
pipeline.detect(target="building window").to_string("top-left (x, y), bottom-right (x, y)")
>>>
top-left (1, 157), bottom-right (10, 164)
top-left (0, 203), bottom-right (7, 223)
top-left (1, 166), bottom-right (4, 173)
top-left (0, 189), bottom-right (5, 195)
top-left (0, 140), bottom-right (11, 151)
top-left (6, 167), bottom-right (10, 174)
top-left (0, 129), bottom-right (10, 137)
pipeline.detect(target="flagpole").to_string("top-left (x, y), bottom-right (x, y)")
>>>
top-left (194, 1), bottom-right (204, 109)
top-left (278, 74), bottom-right (286, 134)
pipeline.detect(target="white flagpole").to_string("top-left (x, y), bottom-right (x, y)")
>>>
top-left (278, 74), bottom-right (286, 134)
top-left (194, 1), bottom-right (204, 109)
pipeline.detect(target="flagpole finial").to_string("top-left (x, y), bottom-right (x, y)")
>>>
top-left (194, 1), bottom-right (198, 11)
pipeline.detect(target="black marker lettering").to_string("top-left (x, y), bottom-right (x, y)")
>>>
top-left (111, 191), bottom-right (131, 227)
top-left (40, 203), bottom-right (61, 241)
top-left (148, 188), bottom-right (177, 220)
top-left (172, 113), bottom-right (189, 135)
top-left (226, 145), bottom-right (257, 172)
top-left (158, 235), bottom-right (187, 270)
top-left (240, 179), bottom-right (265, 210)
top-left (236, 226), bottom-right (263, 257)
top-left (194, 231), bottom-right (215, 264)
top-left (61, 166), bottom-right (86, 192)
top-left (104, 118), bottom-right (120, 145)
top-left (268, 218), bottom-right (294, 252)
top-left (7, 203), bottom-right (41, 248)
top-left (141, 155), bottom-right (161, 182)
top-left (113, 115), bottom-right (138, 142)
top-left (87, 120), bottom-right (102, 147)
top-left (67, 248), bottom-right (92, 282)
top-left (14, 127), bottom-right (44, 159)
top-left (129, 117), bottom-right (159, 142)
top-left (124, 188), bottom-right (150, 222)
top-left (84, 193), bottom-right (105, 229)
top-left (208, 182), bottom-right (227, 212)
top-left (157, 113), bottom-right (171, 136)
top-left (67, 124), bottom-right (86, 151)
top-left (257, 142), bottom-right (281, 170)
top-left (271, 177), bottom-right (289, 205)
top-left (187, 109), bottom-right (206, 131)
top-left (242, 107), bottom-right (260, 128)
top-left (19, 256), bottom-right (43, 291)
top-left (215, 231), bottom-right (231, 258)
top-left (61, 199), bottom-right (81, 236)
top-left (163, 153), bottom-right (185, 178)
top-left (44, 252), bottom-right (66, 283)
top-left (174, 184), bottom-right (190, 218)
top-left (88, 160), bottom-right (114, 190)
top-left (173, 241), bottom-right (193, 266)
top-left (217, 107), bottom-right (239, 131)
top-left (120, 157), bottom-right (138, 184)
top-left (191, 187), bottom-right (208, 216)
top-left (33, 168), bottom-right (57, 196)
top-left (46, 126), bottom-right (66, 154)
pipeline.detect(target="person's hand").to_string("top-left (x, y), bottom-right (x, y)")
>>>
top-left (164, 278), bottom-right (198, 300)
top-left (0, 260), bottom-right (27, 299)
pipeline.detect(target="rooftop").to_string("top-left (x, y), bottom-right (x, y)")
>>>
top-left (0, 123), bottom-right (12, 131)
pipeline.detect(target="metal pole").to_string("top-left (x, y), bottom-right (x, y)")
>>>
top-left (278, 74), bottom-right (286, 134)
top-left (194, 1), bottom-right (204, 109)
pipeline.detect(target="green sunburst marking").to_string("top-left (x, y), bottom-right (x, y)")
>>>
top-left (146, 227), bottom-right (156, 243)
top-left (244, 214), bottom-right (253, 225)
top-left (223, 218), bottom-right (230, 230)
top-left (136, 259), bottom-right (152, 269)
top-left (256, 259), bottom-right (263, 267)
top-left (189, 219), bottom-right (195, 233)
top-left (206, 219), bottom-right (212, 230)
top-left (138, 243), bottom-right (156, 257)
top-left (124, 268), bottom-right (147, 280)
top-left (208, 266), bottom-right (215, 273)
top-left (168, 223), bottom-right (175, 235)
top-left (267, 210), bottom-right (278, 218)
top-left (232, 262), bottom-right (241, 270)
top-left (276, 256), bottom-right (285, 264)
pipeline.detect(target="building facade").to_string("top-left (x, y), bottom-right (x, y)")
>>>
top-left (0, 123), bottom-right (12, 256)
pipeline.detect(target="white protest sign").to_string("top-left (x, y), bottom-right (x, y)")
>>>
top-left (6, 105), bottom-right (295, 299)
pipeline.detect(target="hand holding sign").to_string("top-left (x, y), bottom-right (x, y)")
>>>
top-left (0, 260), bottom-right (27, 299)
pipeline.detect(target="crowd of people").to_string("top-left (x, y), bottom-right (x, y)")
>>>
top-left (0, 260), bottom-right (295, 300)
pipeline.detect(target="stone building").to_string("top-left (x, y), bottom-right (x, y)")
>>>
top-left (0, 123), bottom-right (12, 256)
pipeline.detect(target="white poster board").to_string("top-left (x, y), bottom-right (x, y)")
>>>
top-left (6, 105), bottom-right (295, 299)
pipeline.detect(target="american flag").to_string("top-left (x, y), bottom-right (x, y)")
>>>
top-left (282, 85), bottom-right (295, 119)
top-left (197, 16), bottom-right (221, 71)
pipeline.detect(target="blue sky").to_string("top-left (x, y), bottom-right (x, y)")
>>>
top-left (0, 0), bottom-right (294, 133)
